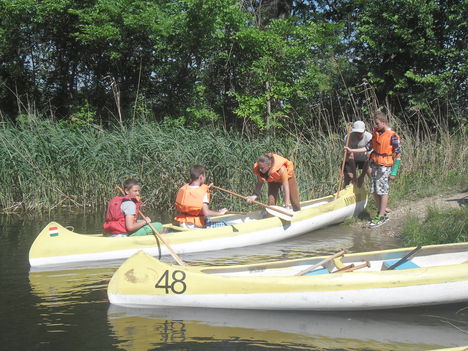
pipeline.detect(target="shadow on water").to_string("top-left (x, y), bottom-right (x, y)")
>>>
top-left (1, 209), bottom-right (468, 350)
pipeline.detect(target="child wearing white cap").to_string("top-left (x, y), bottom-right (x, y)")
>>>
top-left (344, 120), bottom-right (372, 186)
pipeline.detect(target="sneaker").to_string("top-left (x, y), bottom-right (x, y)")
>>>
top-left (369, 215), bottom-right (389, 228)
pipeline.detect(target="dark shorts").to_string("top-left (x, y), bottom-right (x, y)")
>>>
top-left (345, 160), bottom-right (367, 173)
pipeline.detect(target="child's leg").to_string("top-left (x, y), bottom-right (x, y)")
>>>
top-left (357, 160), bottom-right (368, 187)
top-left (130, 222), bottom-right (163, 236)
top-left (375, 165), bottom-right (391, 217)
top-left (370, 162), bottom-right (379, 211)
top-left (372, 192), bottom-right (379, 208)
top-left (379, 194), bottom-right (389, 217)
top-left (344, 159), bottom-right (356, 185)
top-left (370, 162), bottom-right (391, 218)
top-left (288, 175), bottom-right (301, 211)
top-left (267, 182), bottom-right (281, 206)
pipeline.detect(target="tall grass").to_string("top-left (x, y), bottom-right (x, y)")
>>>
top-left (401, 206), bottom-right (468, 246)
top-left (0, 111), bottom-right (466, 215)
top-left (0, 118), bottom-right (340, 213)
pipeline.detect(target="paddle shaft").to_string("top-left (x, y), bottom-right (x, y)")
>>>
top-left (116, 186), bottom-right (185, 265)
top-left (296, 250), bottom-right (346, 276)
top-left (338, 261), bottom-right (370, 273)
top-left (225, 211), bottom-right (247, 215)
top-left (333, 263), bottom-right (355, 273)
top-left (385, 245), bottom-right (422, 270)
top-left (335, 122), bottom-right (352, 199)
top-left (210, 185), bottom-right (293, 217)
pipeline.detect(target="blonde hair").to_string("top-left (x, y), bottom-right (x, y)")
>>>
top-left (374, 111), bottom-right (388, 124)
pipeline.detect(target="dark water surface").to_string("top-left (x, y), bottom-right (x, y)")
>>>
top-left (1, 210), bottom-right (467, 351)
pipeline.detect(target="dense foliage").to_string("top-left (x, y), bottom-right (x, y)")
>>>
top-left (1, 0), bottom-right (465, 133)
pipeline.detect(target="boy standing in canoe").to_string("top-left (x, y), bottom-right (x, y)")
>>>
top-left (103, 178), bottom-right (163, 236)
top-left (246, 153), bottom-right (301, 211)
top-left (345, 112), bottom-right (401, 227)
top-left (174, 165), bottom-right (228, 229)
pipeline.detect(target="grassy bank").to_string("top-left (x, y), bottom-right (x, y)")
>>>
top-left (401, 206), bottom-right (468, 246)
top-left (0, 116), bottom-right (466, 215)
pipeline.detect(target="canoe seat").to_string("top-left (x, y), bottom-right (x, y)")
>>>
top-left (303, 267), bottom-right (329, 276)
top-left (303, 258), bottom-right (345, 275)
top-left (382, 259), bottom-right (420, 270)
top-left (332, 258), bottom-right (345, 269)
top-left (163, 224), bottom-right (190, 232)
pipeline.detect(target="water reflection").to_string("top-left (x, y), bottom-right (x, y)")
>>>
top-left (107, 304), bottom-right (468, 351)
top-left (30, 261), bottom-right (468, 351)
top-left (16, 210), bottom-right (468, 351)
top-left (29, 267), bottom-right (115, 307)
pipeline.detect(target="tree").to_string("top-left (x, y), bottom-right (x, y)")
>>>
top-left (353, 0), bottom-right (467, 112)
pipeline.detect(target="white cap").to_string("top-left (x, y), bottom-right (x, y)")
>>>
top-left (351, 120), bottom-right (365, 133)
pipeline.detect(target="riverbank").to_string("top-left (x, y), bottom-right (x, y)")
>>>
top-left (352, 190), bottom-right (468, 238)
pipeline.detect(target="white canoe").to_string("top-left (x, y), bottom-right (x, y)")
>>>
top-left (29, 184), bottom-right (367, 267)
top-left (108, 242), bottom-right (468, 310)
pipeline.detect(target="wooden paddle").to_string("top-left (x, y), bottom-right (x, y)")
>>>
top-left (116, 186), bottom-right (185, 265)
top-left (335, 122), bottom-right (353, 199)
top-left (338, 261), bottom-right (370, 273)
top-left (295, 250), bottom-right (346, 276)
top-left (209, 184), bottom-right (294, 221)
top-left (333, 263), bottom-right (355, 273)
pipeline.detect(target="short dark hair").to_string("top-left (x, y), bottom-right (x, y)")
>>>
top-left (257, 154), bottom-right (273, 166)
top-left (123, 178), bottom-right (140, 191)
top-left (190, 165), bottom-right (205, 181)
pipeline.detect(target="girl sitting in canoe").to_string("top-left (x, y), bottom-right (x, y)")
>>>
top-left (103, 178), bottom-right (163, 237)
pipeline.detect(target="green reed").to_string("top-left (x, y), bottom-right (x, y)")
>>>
top-left (0, 115), bottom-right (466, 215)
top-left (0, 119), bottom-right (335, 213)
top-left (401, 206), bottom-right (468, 246)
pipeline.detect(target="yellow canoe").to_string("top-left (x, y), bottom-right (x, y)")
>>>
top-left (29, 184), bottom-right (367, 267)
top-left (108, 242), bottom-right (468, 310)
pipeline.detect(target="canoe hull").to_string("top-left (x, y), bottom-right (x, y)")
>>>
top-left (108, 243), bottom-right (468, 311)
top-left (29, 185), bottom-right (367, 267)
top-left (110, 280), bottom-right (468, 311)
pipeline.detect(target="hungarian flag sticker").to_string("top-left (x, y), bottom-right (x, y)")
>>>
top-left (49, 227), bottom-right (59, 237)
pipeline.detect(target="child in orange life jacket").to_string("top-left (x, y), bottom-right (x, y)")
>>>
top-left (345, 112), bottom-right (401, 228)
top-left (174, 165), bottom-right (228, 229)
top-left (246, 153), bottom-right (301, 211)
top-left (103, 178), bottom-right (163, 237)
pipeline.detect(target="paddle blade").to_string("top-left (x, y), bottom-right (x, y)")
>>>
top-left (265, 206), bottom-right (294, 221)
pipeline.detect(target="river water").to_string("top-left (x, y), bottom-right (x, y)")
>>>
top-left (1, 210), bottom-right (467, 351)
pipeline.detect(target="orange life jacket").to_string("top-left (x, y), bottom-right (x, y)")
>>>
top-left (174, 184), bottom-right (210, 228)
top-left (370, 129), bottom-right (399, 166)
top-left (253, 153), bottom-right (294, 183)
top-left (103, 196), bottom-right (141, 234)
